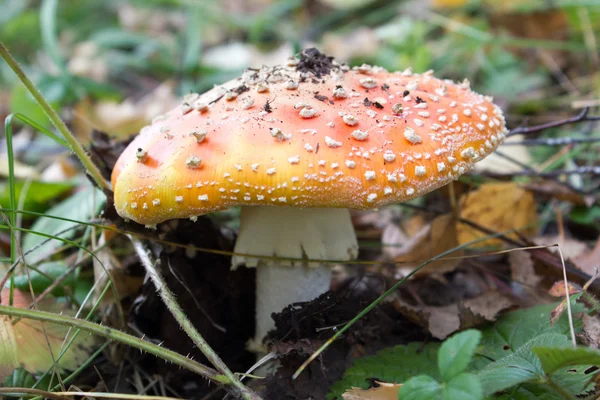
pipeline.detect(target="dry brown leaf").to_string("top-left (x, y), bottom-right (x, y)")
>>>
top-left (573, 237), bottom-right (600, 276)
top-left (509, 250), bottom-right (542, 287)
top-left (525, 181), bottom-right (595, 207)
top-left (0, 315), bottom-right (19, 381)
top-left (457, 182), bottom-right (537, 248)
top-left (0, 288), bottom-right (95, 374)
top-left (535, 235), bottom-right (588, 260)
top-left (393, 214), bottom-right (463, 277)
top-left (342, 382), bottom-right (402, 400)
top-left (548, 281), bottom-right (582, 298)
top-left (93, 231), bottom-right (143, 306)
top-left (548, 281), bottom-right (583, 326)
top-left (579, 314), bottom-right (600, 349)
top-left (392, 290), bottom-right (514, 339)
top-left (488, 8), bottom-right (569, 41)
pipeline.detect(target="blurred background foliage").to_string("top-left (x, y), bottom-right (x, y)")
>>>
top-left (0, 0), bottom-right (599, 212)
top-left (1, 0), bottom-right (599, 127)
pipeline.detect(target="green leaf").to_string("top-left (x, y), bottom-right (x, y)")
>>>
top-left (496, 382), bottom-right (568, 400)
top-left (477, 334), bottom-right (569, 395)
top-left (9, 85), bottom-right (57, 130)
top-left (443, 373), bottom-right (482, 400)
top-left (569, 206), bottom-right (600, 226)
top-left (532, 346), bottom-right (600, 375)
top-left (472, 303), bottom-right (583, 370)
top-left (12, 261), bottom-right (75, 296)
top-left (329, 303), bottom-right (583, 399)
top-left (22, 185), bottom-right (105, 263)
top-left (438, 329), bottom-right (481, 382)
top-left (398, 375), bottom-right (441, 400)
top-left (327, 342), bottom-right (441, 399)
top-left (0, 180), bottom-right (74, 215)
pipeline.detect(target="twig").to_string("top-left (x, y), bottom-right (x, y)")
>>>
top-left (0, 41), bottom-right (111, 192)
top-left (477, 165), bottom-right (600, 178)
top-left (0, 387), bottom-right (69, 400)
top-left (507, 107), bottom-right (600, 137)
top-left (128, 235), bottom-right (261, 400)
top-left (503, 136), bottom-right (600, 146)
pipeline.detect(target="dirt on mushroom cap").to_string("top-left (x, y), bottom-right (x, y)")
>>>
top-left (111, 48), bottom-right (507, 226)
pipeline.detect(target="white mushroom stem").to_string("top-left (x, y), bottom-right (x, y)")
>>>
top-left (232, 206), bottom-right (359, 344)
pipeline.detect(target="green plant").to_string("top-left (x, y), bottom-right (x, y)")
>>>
top-left (399, 330), bottom-right (483, 400)
top-left (329, 303), bottom-right (600, 399)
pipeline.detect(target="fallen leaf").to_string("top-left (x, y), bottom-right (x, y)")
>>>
top-left (0, 288), bottom-right (96, 374)
top-left (457, 182), bottom-right (537, 248)
top-left (392, 290), bottom-right (514, 339)
top-left (509, 250), bottom-right (542, 287)
top-left (525, 181), bottom-right (594, 207)
top-left (548, 281), bottom-right (583, 326)
top-left (579, 314), bottom-right (600, 349)
top-left (473, 135), bottom-right (531, 174)
top-left (535, 235), bottom-right (588, 261)
top-left (0, 315), bottom-right (19, 382)
top-left (573, 237), bottom-right (600, 276)
top-left (342, 382), bottom-right (402, 400)
top-left (548, 281), bottom-right (582, 298)
top-left (393, 214), bottom-right (463, 277)
top-left (93, 231), bottom-right (143, 307)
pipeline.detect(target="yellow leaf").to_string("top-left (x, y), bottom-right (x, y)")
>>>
top-left (0, 315), bottom-right (19, 382)
top-left (343, 382), bottom-right (402, 400)
top-left (457, 183), bottom-right (537, 248)
top-left (394, 214), bottom-right (463, 277)
top-left (1, 288), bottom-right (96, 374)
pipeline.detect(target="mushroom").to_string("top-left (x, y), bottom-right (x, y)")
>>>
top-left (111, 48), bottom-right (507, 345)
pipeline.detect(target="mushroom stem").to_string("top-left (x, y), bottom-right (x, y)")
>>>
top-left (233, 206), bottom-right (358, 344)
top-left (255, 263), bottom-right (331, 342)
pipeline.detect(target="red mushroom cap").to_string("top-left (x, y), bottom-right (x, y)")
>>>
top-left (112, 49), bottom-right (507, 226)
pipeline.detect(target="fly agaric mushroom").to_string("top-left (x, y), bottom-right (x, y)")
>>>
top-left (111, 48), bottom-right (507, 344)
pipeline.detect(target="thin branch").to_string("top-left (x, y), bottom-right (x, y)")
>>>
top-left (477, 165), bottom-right (600, 178)
top-left (128, 236), bottom-right (262, 400)
top-left (503, 136), bottom-right (600, 146)
top-left (507, 107), bottom-right (600, 137)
